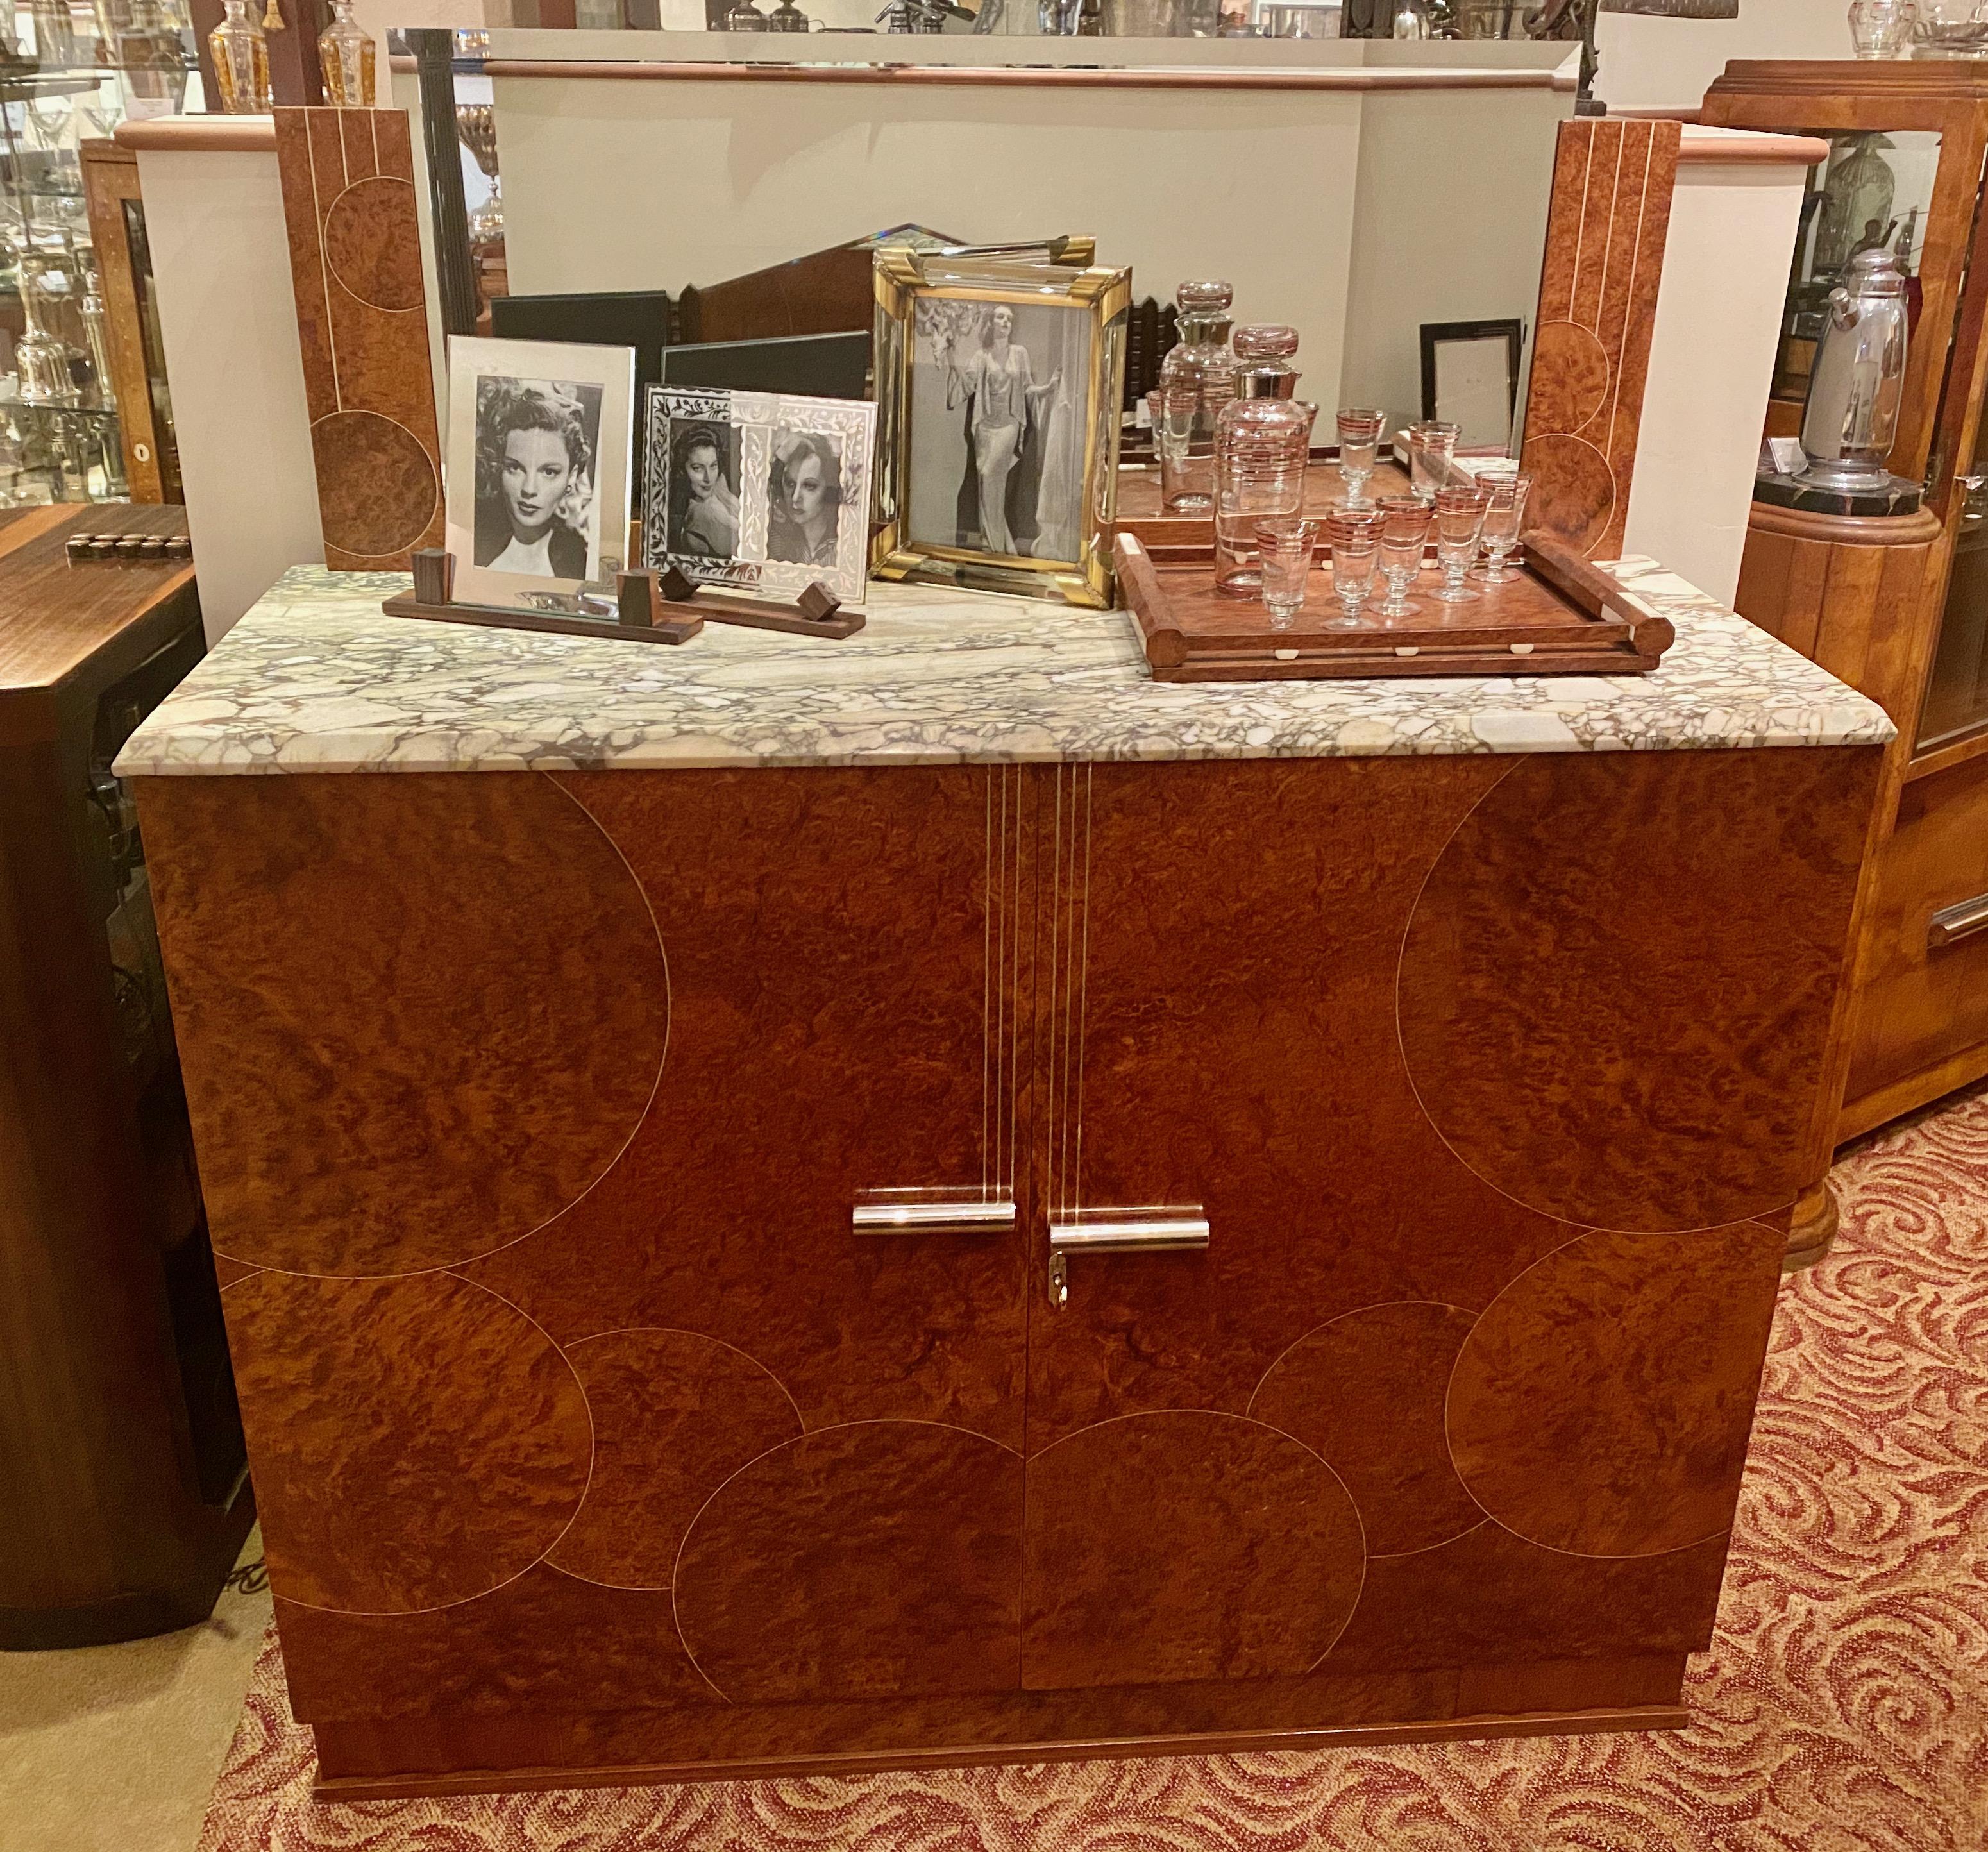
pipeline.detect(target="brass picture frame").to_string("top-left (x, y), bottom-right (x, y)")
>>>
top-left (872, 246), bottom-right (1131, 609)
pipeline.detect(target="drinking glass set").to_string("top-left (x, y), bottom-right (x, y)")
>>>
top-left (1251, 410), bottom-right (1531, 631)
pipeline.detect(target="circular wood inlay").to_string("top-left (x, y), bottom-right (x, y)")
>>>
top-left (1396, 751), bottom-right (1863, 1233)
top-left (230, 1270), bottom-right (593, 1613)
top-left (1251, 1302), bottom-right (1483, 1557)
top-left (323, 176), bottom-right (425, 312)
top-left (158, 772), bottom-right (668, 1277)
top-left (550, 1331), bottom-right (800, 1590)
top-left (1022, 1411), bottom-right (1364, 1689)
top-left (1445, 1224), bottom-right (1783, 1558)
top-left (1526, 320), bottom-right (1612, 437)
top-left (312, 408), bottom-right (438, 560)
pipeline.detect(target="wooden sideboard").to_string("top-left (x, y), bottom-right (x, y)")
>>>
top-left (0, 506), bottom-right (252, 1647)
top-left (135, 733), bottom-right (1880, 1794)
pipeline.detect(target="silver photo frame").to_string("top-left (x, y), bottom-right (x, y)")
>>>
top-left (642, 385), bottom-right (877, 609)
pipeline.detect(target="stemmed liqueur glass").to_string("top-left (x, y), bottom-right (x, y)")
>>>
top-left (1374, 496), bottom-right (1431, 618)
top-left (1335, 408), bottom-right (1386, 511)
top-left (1407, 421), bottom-right (1459, 505)
top-left (1472, 473), bottom-right (1532, 584)
top-left (1254, 517), bottom-right (1320, 630)
top-left (1433, 484), bottom-right (1492, 605)
top-left (1323, 509), bottom-right (1383, 627)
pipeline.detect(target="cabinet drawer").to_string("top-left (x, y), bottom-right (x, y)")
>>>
top-left (1846, 748), bottom-right (1988, 1120)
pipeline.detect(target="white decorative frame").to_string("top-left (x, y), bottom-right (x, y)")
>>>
top-left (641, 385), bottom-right (876, 609)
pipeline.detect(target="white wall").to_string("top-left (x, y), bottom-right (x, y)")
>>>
top-left (130, 139), bottom-right (323, 641)
top-left (495, 70), bottom-right (1368, 395)
top-left (1622, 136), bottom-right (1810, 602)
top-left (1340, 83), bottom-right (1565, 437)
top-left (1596, 0), bottom-right (1851, 114)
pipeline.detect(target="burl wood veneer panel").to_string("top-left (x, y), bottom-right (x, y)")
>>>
top-left (675, 1423), bottom-right (1024, 1703)
top-left (226, 1270), bottom-right (591, 1613)
top-left (1022, 1411), bottom-right (1364, 1690)
top-left (1250, 1302), bottom-right (1481, 1558)
top-left (139, 772), bottom-right (666, 1277)
top-left (1396, 748), bottom-right (1874, 1233)
top-left (1446, 1222), bottom-right (1785, 1559)
top-left (274, 108), bottom-right (444, 569)
top-left (467, 766), bottom-right (1029, 1447)
top-left (1520, 118), bottom-right (1680, 561)
top-left (1025, 756), bottom-right (1571, 1452)
top-left (548, 1330), bottom-right (801, 1590)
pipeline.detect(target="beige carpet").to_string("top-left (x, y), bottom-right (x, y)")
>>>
top-left (0, 1529), bottom-right (270, 1852)
top-left (197, 1091), bottom-right (1988, 1851)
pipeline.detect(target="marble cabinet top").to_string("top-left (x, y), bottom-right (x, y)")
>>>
top-left (117, 559), bottom-right (1893, 778)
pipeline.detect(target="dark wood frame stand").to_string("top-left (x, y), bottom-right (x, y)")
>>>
top-left (382, 550), bottom-right (703, 646)
top-left (383, 552), bottom-right (865, 648)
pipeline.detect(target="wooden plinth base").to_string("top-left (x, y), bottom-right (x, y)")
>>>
top-left (1782, 1179), bottom-right (1840, 1274)
top-left (310, 1654), bottom-right (1687, 1800)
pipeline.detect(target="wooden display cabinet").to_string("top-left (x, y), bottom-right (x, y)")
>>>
top-left (1707, 62), bottom-right (1988, 1149)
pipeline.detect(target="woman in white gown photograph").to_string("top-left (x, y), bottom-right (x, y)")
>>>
top-left (942, 305), bottom-right (1061, 557)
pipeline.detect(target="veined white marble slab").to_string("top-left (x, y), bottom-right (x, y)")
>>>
top-left (117, 558), bottom-right (1894, 777)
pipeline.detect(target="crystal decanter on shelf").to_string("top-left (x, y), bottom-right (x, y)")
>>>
top-left (208, 0), bottom-right (272, 113)
top-left (1213, 324), bottom-right (1318, 596)
top-left (319, 0), bottom-right (376, 105)
top-left (1154, 278), bottom-right (1238, 514)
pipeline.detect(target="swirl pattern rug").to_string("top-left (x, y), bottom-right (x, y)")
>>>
top-left (198, 1084), bottom-right (1988, 1852)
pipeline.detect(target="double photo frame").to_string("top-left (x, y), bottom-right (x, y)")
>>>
top-left (871, 245), bottom-right (1131, 610)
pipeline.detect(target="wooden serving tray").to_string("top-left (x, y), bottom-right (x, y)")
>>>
top-left (1114, 528), bottom-right (1676, 682)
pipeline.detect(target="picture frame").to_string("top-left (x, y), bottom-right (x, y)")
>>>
top-left (443, 335), bottom-right (636, 611)
top-left (1419, 318), bottom-right (1525, 451)
top-left (640, 385), bottom-right (877, 609)
top-left (872, 247), bottom-right (1131, 609)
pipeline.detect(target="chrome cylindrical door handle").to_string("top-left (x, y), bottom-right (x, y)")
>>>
top-left (1047, 1205), bottom-right (1209, 1304)
top-left (852, 1188), bottom-right (1016, 1236)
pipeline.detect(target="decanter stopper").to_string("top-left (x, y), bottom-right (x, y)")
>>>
top-left (1231, 324), bottom-right (1301, 398)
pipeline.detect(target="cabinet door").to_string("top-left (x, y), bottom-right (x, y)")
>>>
top-left (1021, 750), bottom-right (1867, 1694)
top-left (149, 766), bottom-right (1027, 1720)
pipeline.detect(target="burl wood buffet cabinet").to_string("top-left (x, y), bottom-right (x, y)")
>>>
top-left (124, 570), bottom-right (1888, 1797)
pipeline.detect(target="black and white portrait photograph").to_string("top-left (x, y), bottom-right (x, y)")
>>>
top-left (905, 298), bottom-right (1090, 565)
top-left (666, 414), bottom-right (739, 561)
top-left (766, 428), bottom-right (844, 569)
top-left (473, 377), bottom-right (600, 580)
top-left (445, 335), bottom-right (636, 608)
top-left (643, 386), bottom-right (875, 607)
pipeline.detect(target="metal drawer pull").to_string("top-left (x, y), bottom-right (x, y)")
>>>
top-left (1047, 1206), bottom-right (1209, 1306)
top-left (1928, 892), bottom-right (1988, 950)
top-left (852, 1188), bottom-right (1016, 1236)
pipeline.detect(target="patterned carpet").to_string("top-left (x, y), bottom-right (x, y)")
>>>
top-left (199, 1084), bottom-right (1988, 1852)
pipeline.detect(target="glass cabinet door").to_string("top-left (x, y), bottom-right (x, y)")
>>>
top-left (1921, 459), bottom-right (1988, 751)
top-left (1, 0), bottom-right (197, 505)
top-left (1769, 130), bottom-right (1945, 441)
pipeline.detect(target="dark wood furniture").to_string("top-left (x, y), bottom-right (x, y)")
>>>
top-left (1707, 63), bottom-right (1988, 1148)
top-left (135, 727), bottom-right (1880, 1792)
top-left (0, 504), bottom-right (253, 1649)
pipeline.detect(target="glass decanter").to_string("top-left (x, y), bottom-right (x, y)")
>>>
top-left (1213, 324), bottom-right (1318, 598)
top-left (1155, 278), bottom-right (1238, 514)
top-left (208, 0), bottom-right (271, 112)
top-left (318, 0), bottom-right (375, 105)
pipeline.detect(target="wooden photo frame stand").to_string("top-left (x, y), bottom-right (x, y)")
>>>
top-left (382, 553), bottom-right (866, 648)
